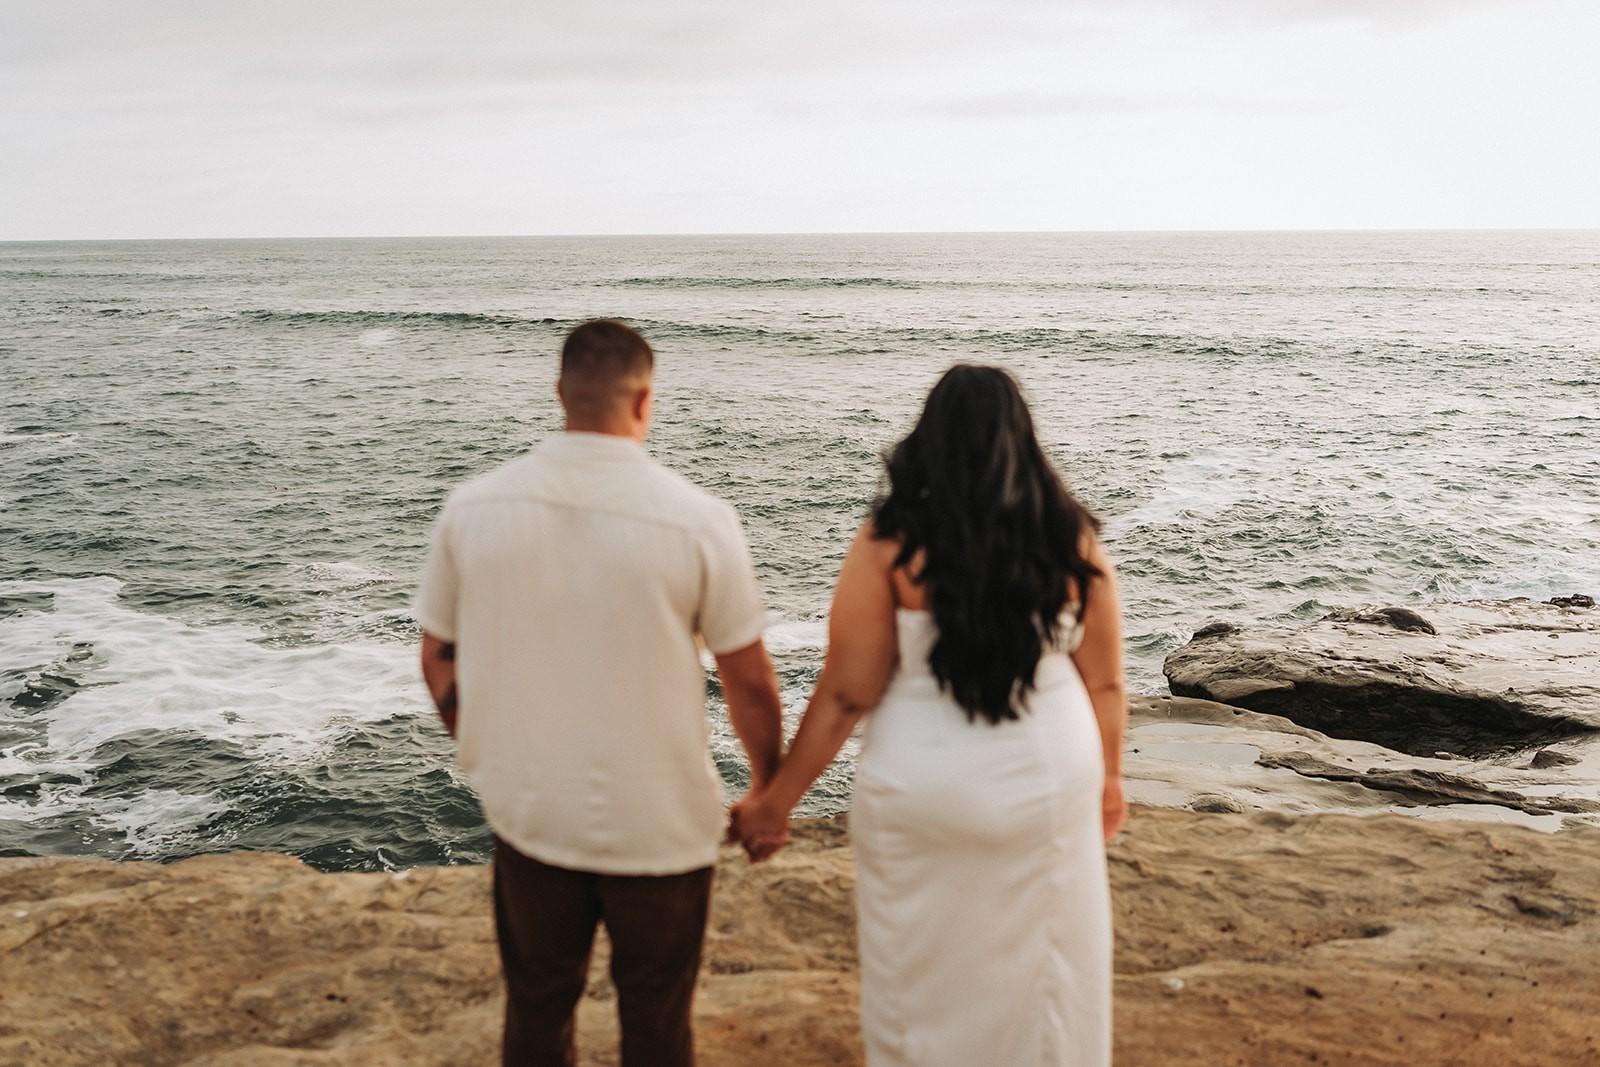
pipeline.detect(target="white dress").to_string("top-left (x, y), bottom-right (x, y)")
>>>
top-left (851, 609), bottom-right (1112, 1067)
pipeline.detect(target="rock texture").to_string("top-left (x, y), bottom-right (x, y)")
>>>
top-left (1163, 598), bottom-right (1600, 758)
top-left (4, 812), bottom-right (1600, 1067)
top-left (1125, 695), bottom-right (1600, 825)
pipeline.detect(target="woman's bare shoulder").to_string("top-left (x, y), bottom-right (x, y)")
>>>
top-left (853, 519), bottom-right (901, 562)
top-left (856, 520), bottom-right (930, 610)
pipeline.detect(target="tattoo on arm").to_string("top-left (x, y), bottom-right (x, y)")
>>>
top-left (440, 644), bottom-right (456, 714)
top-left (432, 642), bottom-right (459, 730)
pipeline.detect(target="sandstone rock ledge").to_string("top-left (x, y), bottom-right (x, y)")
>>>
top-left (3, 812), bottom-right (1599, 1067)
top-left (1164, 598), bottom-right (1600, 759)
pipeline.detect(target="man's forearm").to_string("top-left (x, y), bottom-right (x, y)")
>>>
top-left (726, 684), bottom-right (784, 787)
top-left (714, 640), bottom-right (785, 789)
top-left (420, 636), bottom-right (458, 738)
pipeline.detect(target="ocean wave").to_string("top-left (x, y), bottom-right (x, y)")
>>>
top-left (91, 788), bottom-right (235, 854)
top-left (762, 617), bottom-right (827, 652)
top-left (1333, 284), bottom-right (1544, 297)
top-left (0, 430), bottom-right (79, 448)
top-left (1105, 447), bottom-right (1273, 531)
top-left (0, 268), bottom-right (220, 283)
top-left (301, 561), bottom-right (398, 590)
top-left (233, 308), bottom-right (556, 330)
top-left (74, 303), bottom-right (1325, 361)
top-left (0, 575), bottom-right (438, 861)
top-left (631, 318), bottom-right (1318, 359)
top-left (605, 275), bottom-right (928, 290)
top-left (81, 306), bottom-right (563, 330)
top-left (599, 275), bottom-right (1542, 298)
top-left (0, 577), bottom-right (850, 864)
top-left (0, 576), bottom-right (420, 762)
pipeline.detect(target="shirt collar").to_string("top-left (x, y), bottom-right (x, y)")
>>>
top-left (539, 430), bottom-right (649, 460)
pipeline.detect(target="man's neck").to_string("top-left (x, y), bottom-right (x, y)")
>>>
top-left (563, 421), bottom-right (645, 444)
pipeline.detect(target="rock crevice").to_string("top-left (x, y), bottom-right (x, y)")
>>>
top-left (1164, 598), bottom-right (1600, 759)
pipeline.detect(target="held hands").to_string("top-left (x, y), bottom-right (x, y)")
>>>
top-left (727, 790), bottom-right (790, 863)
top-left (734, 780), bottom-right (1125, 856)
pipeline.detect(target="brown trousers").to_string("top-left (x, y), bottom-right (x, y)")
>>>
top-left (492, 837), bottom-right (713, 1067)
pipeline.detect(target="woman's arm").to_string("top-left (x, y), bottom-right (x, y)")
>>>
top-left (1071, 533), bottom-right (1129, 840)
top-left (732, 525), bottom-right (898, 856)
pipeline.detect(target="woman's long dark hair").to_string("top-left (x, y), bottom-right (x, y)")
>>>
top-left (873, 364), bottom-right (1101, 725)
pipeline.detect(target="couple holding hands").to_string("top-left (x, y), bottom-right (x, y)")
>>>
top-left (416, 319), bottom-right (1127, 1067)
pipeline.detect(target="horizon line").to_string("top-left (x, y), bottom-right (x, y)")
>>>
top-left (3, 225), bottom-right (1599, 244)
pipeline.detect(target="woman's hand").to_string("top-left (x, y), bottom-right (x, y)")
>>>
top-left (1102, 777), bottom-right (1128, 842)
top-left (728, 790), bottom-right (790, 862)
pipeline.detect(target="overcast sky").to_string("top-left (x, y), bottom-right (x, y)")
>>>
top-left (2, 0), bottom-right (1597, 239)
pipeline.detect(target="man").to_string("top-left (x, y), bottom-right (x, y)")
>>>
top-left (414, 319), bottom-right (787, 1067)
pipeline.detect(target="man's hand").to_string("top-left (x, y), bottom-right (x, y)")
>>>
top-left (1102, 776), bottom-right (1128, 842)
top-left (728, 790), bottom-right (789, 863)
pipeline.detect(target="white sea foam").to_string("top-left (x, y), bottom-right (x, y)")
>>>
top-left (762, 617), bottom-right (827, 653)
top-left (0, 576), bottom-right (432, 854)
top-left (93, 788), bottom-right (234, 855)
top-left (1105, 446), bottom-right (1273, 532)
top-left (0, 431), bottom-right (82, 508)
top-left (698, 616), bottom-right (825, 670)
top-left (0, 576), bottom-right (422, 763)
top-left (0, 780), bottom-right (81, 824)
top-left (301, 560), bottom-right (398, 589)
top-left (0, 430), bottom-right (79, 449)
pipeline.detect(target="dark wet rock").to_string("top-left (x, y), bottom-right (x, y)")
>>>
top-left (1191, 620), bottom-right (1237, 640)
top-left (1186, 793), bottom-right (1246, 814)
top-left (1162, 600), bottom-right (1600, 759)
top-left (1131, 694), bottom-right (1322, 738)
top-left (1322, 606), bottom-right (1438, 635)
top-left (1529, 748), bottom-right (1582, 770)
top-left (1505, 894), bottom-right (1588, 926)
top-left (1549, 594), bottom-right (1596, 609)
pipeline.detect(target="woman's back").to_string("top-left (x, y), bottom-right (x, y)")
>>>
top-left (729, 363), bottom-right (1123, 1065)
top-left (858, 606), bottom-right (1097, 839)
top-left (852, 607), bottom-right (1112, 1066)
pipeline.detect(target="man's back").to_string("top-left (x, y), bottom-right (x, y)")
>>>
top-left (415, 319), bottom-right (784, 1067)
top-left (415, 431), bottom-right (766, 875)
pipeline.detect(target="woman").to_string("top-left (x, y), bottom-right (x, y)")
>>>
top-left (732, 364), bottom-right (1126, 1066)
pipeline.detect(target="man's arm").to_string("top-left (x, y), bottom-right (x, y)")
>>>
top-left (714, 638), bottom-right (784, 790)
top-left (420, 631), bottom-right (458, 738)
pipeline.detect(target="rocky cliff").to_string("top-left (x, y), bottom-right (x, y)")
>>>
top-left (4, 809), bottom-right (1599, 1066)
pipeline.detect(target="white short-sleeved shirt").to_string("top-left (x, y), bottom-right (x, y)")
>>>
top-left (413, 431), bottom-right (768, 875)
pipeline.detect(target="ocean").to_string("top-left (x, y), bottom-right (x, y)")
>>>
top-left (2, 231), bottom-right (1597, 870)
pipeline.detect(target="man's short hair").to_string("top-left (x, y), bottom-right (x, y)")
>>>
top-left (559, 319), bottom-right (654, 417)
